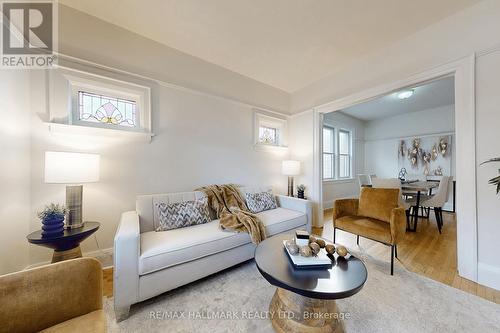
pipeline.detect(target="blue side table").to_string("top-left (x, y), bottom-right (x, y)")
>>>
top-left (27, 221), bottom-right (100, 263)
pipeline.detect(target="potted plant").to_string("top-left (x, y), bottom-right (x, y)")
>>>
top-left (297, 184), bottom-right (306, 199)
top-left (480, 158), bottom-right (500, 195)
top-left (37, 203), bottom-right (68, 237)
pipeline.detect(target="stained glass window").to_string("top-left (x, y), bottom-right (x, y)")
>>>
top-left (258, 126), bottom-right (278, 145)
top-left (78, 91), bottom-right (137, 128)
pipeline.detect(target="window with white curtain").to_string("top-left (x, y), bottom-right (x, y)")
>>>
top-left (323, 126), bottom-right (353, 180)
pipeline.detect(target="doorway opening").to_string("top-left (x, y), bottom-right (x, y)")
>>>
top-left (311, 56), bottom-right (478, 297)
top-left (318, 76), bottom-right (460, 287)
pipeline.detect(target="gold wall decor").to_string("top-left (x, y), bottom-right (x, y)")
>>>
top-left (431, 144), bottom-right (438, 160)
top-left (439, 137), bottom-right (449, 156)
top-left (407, 138), bottom-right (422, 168)
top-left (398, 140), bottom-right (406, 158)
top-left (422, 151), bottom-right (431, 176)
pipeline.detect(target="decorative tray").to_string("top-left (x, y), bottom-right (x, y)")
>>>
top-left (283, 240), bottom-right (332, 269)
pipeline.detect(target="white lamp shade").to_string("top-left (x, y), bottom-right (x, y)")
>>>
top-left (282, 160), bottom-right (300, 176)
top-left (45, 151), bottom-right (100, 184)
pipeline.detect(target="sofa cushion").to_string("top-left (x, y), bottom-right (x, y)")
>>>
top-left (139, 208), bottom-right (307, 275)
top-left (155, 197), bottom-right (211, 231)
top-left (335, 215), bottom-right (393, 244)
top-left (256, 207), bottom-right (306, 236)
top-left (358, 187), bottom-right (399, 223)
top-left (140, 220), bottom-right (251, 275)
top-left (245, 191), bottom-right (277, 213)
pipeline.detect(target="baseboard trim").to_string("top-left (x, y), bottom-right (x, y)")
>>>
top-left (24, 247), bottom-right (114, 270)
top-left (477, 262), bottom-right (500, 291)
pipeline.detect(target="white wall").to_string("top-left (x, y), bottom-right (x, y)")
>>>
top-left (364, 105), bottom-right (455, 142)
top-left (26, 65), bottom-right (289, 266)
top-left (322, 112), bottom-right (365, 209)
top-left (364, 105), bottom-right (455, 210)
top-left (475, 49), bottom-right (500, 290)
top-left (0, 5), bottom-right (292, 271)
top-left (0, 71), bottom-right (31, 274)
top-left (289, 0), bottom-right (500, 289)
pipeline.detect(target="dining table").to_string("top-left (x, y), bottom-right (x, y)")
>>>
top-left (401, 180), bottom-right (439, 232)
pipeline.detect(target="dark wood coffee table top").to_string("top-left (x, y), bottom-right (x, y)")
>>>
top-left (255, 233), bottom-right (367, 300)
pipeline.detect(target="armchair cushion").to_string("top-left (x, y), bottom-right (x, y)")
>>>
top-left (335, 215), bottom-right (392, 244)
top-left (358, 187), bottom-right (399, 223)
top-left (40, 310), bottom-right (105, 333)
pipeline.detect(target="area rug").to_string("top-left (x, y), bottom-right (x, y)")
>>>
top-left (104, 252), bottom-right (500, 333)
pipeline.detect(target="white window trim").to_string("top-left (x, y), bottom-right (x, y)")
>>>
top-left (253, 110), bottom-right (288, 151)
top-left (322, 125), bottom-right (354, 182)
top-left (65, 70), bottom-right (151, 133)
top-left (47, 67), bottom-right (153, 142)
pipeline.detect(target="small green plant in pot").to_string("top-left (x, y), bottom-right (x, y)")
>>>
top-left (297, 184), bottom-right (306, 199)
top-left (37, 203), bottom-right (68, 238)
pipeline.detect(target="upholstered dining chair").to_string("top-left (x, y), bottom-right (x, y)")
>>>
top-left (419, 176), bottom-right (451, 234)
top-left (371, 178), bottom-right (415, 228)
top-left (357, 174), bottom-right (372, 188)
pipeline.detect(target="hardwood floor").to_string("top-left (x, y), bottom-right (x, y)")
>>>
top-left (101, 211), bottom-right (500, 304)
top-left (317, 208), bottom-right (500, 304)
top-left (103, 267), bottom-right (113, 298)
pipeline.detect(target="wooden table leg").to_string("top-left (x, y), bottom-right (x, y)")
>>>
top-left (269, 287), bottom-right (345, 333)
top-left (51, 246), bottom-right (82, 263)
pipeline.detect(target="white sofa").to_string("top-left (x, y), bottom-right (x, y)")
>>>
top-left (113, 186), bottom-right (312, 320)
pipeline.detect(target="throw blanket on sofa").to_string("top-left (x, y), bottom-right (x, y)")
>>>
top-left (196, 184), bottom-right (266, 244)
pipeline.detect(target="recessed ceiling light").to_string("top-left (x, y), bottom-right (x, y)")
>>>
top-left (397, 89), bottom-right (414, 99)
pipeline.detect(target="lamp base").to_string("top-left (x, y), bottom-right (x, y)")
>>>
top-left (287, 177), bottom-right (294, 197)
top-left (66, 185), bottom-right (83, 229)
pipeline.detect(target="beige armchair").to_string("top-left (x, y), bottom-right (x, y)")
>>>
top-left (0, 258), bottom-right (105, 333)
top-left (333, 187), bottom-right (406, 275)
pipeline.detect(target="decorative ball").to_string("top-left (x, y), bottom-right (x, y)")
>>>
top-left (336, 245), bottom-right (348, 257)
top-left (285, 240), bottom-right (300, 255)
top-left (309, 236), bottom-right (317, 244)
top-left (316, 239), bottom-right (326, 248)
top-left (299, 246), bottom-right (312, 257)
top-left (309, 242), bottom-right (320, 255)
top-left (325, 244), bottom-right (336, 255)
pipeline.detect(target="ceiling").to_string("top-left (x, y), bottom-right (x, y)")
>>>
top-left (60, 0), bottom-right (480, 93)
top-left (338, 76), bottom-right (455, 121)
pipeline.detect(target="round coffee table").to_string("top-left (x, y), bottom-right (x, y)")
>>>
top-left (27, 221), bottom-right (100, 263)
top-left (255, 233), bottom-right (367, 333)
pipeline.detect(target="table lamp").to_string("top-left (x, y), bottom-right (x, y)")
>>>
top-left (282, 160), bottom-right (301, 197)
top-left (44, 151), bottom-right (100, 229)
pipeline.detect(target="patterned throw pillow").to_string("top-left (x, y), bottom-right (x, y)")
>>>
top-left (245, 191), bottom-right (277, 213)
top-left (155, 197), bottom-right (211, 231)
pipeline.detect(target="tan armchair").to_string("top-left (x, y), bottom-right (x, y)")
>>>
top-left (0, 258), bottom-right (105, 333)
top-left (333, 187), bottom-right (406, 275)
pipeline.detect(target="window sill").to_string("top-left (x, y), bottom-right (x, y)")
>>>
top-left (323, 178), bottom-right (355, 184)
top-left (45, 122), bottom-right (154, 143)
top-left (253, 143), bottom-right (288, 153)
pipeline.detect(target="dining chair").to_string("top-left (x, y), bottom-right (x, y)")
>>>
top-left (372, 178), bottom-right (414, 229)
top-left (358, 174), bottom-right (372, 188)
top-left (419, 176), bottom-right (451, 234)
